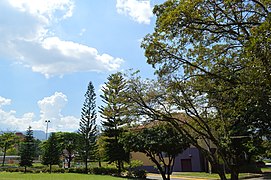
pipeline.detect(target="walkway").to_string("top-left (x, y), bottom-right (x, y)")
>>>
top-left (147, 173), bottom-right (268, 180)
top-left (147, 173), bottom-right (214, 180)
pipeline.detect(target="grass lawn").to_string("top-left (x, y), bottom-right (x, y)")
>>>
top-left (0, 172), bottom-right (127, 180)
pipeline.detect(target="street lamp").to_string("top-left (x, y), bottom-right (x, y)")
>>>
top-left (45, 120), bottom-right (51, 140)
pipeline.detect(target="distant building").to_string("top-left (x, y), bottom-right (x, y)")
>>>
top-left (131, 147), bottom-right (208, 172)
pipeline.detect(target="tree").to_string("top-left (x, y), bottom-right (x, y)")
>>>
top-left (122, 122), bottom-right (190, 180)
top-left (137, 1), bottom-right (271, 180)
top-left (99, 72), bottom-right (130, 175)
top-left (96, 133), bottom-right (106, 168)
top-left (0, 132), bottom-right (19, 166)
top-left (19, 126), bottom-right (36, 173)
top-left (42, 133), bottom-right (62, 173)
top-left (78, 81), bottom-right (98, 174)
top-left (55, 132), bottom-right (81, 168)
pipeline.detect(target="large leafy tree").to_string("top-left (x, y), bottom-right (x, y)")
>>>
top-left (138, 1), bottom-right (271, 180)
top-left (0, 132), bottom-right (19, 166)
top-left (19, 126), bottom-right (36, 173)
top-left (55, 132), bottom-right (81, 168)
top-left (122, 122), bottom-right (190, 180)
top-left (99, 72), bottom-right (130, 175)
top-left (78, 81), bottom-right (98, 173)
top-left (42, 133), bottom-right (62, 173)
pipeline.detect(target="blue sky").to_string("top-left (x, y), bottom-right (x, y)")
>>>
top-left (0, 0), bottom-right (164, 132)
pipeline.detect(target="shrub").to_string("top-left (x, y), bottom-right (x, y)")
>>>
top-left (91, 167), bottom-right (119, 175)
top-left (132, 169), bottom-right (146, 179)
top-left (52, 168), bottom-right (66, 173)
top-left (67, 167), bottom-right (85, 174)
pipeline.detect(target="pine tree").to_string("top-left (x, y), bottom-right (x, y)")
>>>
top-left (78, 81), bottom-right (97, 174)
top-left (99, 72), bottom-right (130, 175)
top-left (19, 126), bottom-right (36, 173)
top-left (42, 133), bottom-right (61, 173)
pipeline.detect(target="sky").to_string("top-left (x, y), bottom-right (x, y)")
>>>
top-left (0, 0), bottom-right (164, 132)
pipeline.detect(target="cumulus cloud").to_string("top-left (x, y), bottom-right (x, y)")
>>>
top-left (0, 0), bottom-right (123, 78)
top-left (116, 0), bottom-right (153, 24)
top-left (37, 92), bottom-right (79, 131)
top-left (0, 96), bottom-right (35, 131)
top-left (0, 93), bottom-right (79, 132)
top-left (0, 96), bottom-right (11, 107)
top-left (38, 92), bottom-right (67, 119)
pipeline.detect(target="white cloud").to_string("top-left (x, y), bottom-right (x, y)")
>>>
top-left (0, 96), bottom-right (11, 107)
top-left (0, 0), bottom-right (123, 78)
top-left (116, 0), bottom-right (153, 24)
top-left (8, 0), bottom-right (74, 23)
top-left (0, 92), bottom-right (79, 132)
top-left (0, 108), bottom-right (35, 131)
top-left (38, 92), bottom-right (67, 119)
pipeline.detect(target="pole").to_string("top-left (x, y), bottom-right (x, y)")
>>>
top-left (45, 120), bottom-right (50, 140)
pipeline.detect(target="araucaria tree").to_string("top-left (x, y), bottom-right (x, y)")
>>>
top-left (99, 72), bottom-right (130, 175)
top-left (78, 81), bottom-right (98, 174)
top-left (19, 126), bottom-right (36, 173)
top-left (42, 133), bottom-right (62, 173)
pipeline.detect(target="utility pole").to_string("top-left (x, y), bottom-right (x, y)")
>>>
top-left (45, 120), bottom-right (50, 140)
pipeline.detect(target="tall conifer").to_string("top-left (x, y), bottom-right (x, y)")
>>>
top-left (99, 72), bottom-right (130, 175)
top-left (78, 81), bottom-right (97, 173)
top-left (19, 126), bottom-right (35, 173)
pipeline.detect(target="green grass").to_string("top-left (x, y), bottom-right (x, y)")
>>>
top-left (0, 172), bottom-right (127, 180)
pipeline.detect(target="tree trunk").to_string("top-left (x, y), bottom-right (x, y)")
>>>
top-left (212, 162), bottom-right (227, 180)
top-left (68, 154), bottom-right (72, 168)
top-left (85, 151), bottom-right (88, 174)
top-left (2, 143), bottom-right (7, 166)
top-left (230, 166), bottom-right (239, 180)
top-left (98, 158), bottom-right (101, 167)
top-left (148, 155), bottom-right (167, 180)
top-left (166, 167), bottom-right (171, 180)
top-left (217, 170), bottom-right (227, 180)
top-left (24, 166), bottom-right (27, 173)
top-left (117, 160), bottom-right (121, 176)
top-left (49, 164), bottom-right (52, 174)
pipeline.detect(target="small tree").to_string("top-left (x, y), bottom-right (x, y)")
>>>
top-left (99, 72), bottom-right (130, 175)
top-left (0, 132), bottom-right (19, 166)
top-left (42, 133), bottom-right (61, 173)
top-left (78, 81), bottom-right (98, 173)
top-left (122, 122), bottom-right (190, 180)
top-left (19, 126), bottom-right (36, 173)
top-left (56, 132), bottom-right (81, 168)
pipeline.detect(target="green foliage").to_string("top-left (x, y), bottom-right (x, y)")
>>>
top-left (138, 0), bottom-right (271, 179)
top-left (91, 167), bottom-right (119, 175)
top-left (55, 132), bottom-right (81, 168)
top-left (99, 72), bottom-right (130, 175)
top-left (122, 122), bottom-right (190, 180)
top-left (41, 133), bottom-right (62, 172)
top-left (0, 132), bottom-right (20, 166)
top-left (78, 81), bottom-right (98, 173)
top-left (131, 169), bottom-right (147, 179)
top-left (19, 126), bottom-right (36, 172)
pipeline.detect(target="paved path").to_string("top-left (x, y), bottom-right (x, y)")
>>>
top-left (147, 173), bottom-right (269, 180)
top-left (147, 173), bottom-right (213, 180)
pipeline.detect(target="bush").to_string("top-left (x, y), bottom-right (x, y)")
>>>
top-left (91, 167), bottom-right (119, 175)
top-left (132, 169), bottom-right (146, 179)
top-left (52, 168), bottom-right (66, 173)
top-left (67, 167), bottom-right (85, 174)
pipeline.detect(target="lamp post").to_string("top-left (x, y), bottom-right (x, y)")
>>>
top-left (45, 120), bottom-right (50, 140)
